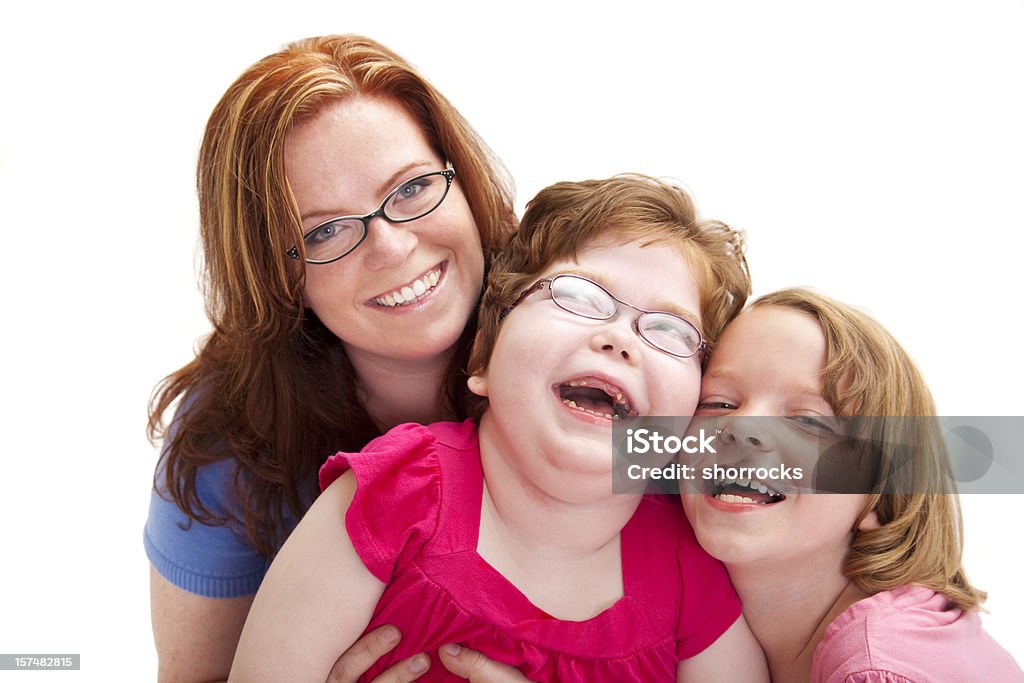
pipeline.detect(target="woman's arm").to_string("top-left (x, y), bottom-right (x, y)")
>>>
top-left (675, 615), bottom-right (768, 682)
top-left (228, 471), bottom-right (386, 682)
top-left (150, 568), bottom-right (253, 683)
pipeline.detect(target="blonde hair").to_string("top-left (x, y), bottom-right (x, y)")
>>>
top-left (468, 174), bottom-right (750, 413)
top-left (752, 288), bottom-right (985, 611)
top-left (148, 35), bottom-right (516, 557)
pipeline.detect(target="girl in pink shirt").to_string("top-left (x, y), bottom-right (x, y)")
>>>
top-left (229, 176), bottom-right (768, 682)
top-left (683, 288), bottom-right (1023, 683)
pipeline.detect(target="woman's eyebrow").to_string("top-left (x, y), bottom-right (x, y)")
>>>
top-left (299, 160), bottom-right (435, 223)
top-left (375, 160), bottom-right (434, 197)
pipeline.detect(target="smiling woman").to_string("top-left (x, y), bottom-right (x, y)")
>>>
top-left (143, 35), bottom-right (515, 682)
top-left (286, 97), bottom-right (485, 381)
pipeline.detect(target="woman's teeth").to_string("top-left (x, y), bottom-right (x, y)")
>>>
top-left (373, 266), bottom-right (442, 307)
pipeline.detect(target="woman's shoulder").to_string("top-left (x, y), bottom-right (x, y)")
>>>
top-left (145, 458), bottom-right (270, 598)
top-left (814, 585), bottom-right (1024, 682)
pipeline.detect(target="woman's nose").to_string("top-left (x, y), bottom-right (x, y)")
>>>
top-left (361, 218), bottom-right (417, 271)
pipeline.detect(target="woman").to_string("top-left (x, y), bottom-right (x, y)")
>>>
top-left (145, 35), bottom-right (515, 682)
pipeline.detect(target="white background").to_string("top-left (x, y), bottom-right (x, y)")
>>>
top-left (0, 1), bottom-right (1021, 679)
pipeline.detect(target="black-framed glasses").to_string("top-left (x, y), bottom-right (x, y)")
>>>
top-left (499, 274), bottom-right (708, 359)
top-left (287, 166), bottom-right (456, 264)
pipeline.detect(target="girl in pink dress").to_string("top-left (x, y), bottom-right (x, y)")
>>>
top-left (683, 288), bottom-right (1023, 682)
top-left (229, 175), bottom-right (769, 682)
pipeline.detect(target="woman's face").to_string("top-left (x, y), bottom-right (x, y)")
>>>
top-left (285, 96), bottom-right (484, 367)
top-left (681, 305), bottom-right (872, 571)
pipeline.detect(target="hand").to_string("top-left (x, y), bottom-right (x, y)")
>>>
top-left (437, 644), bottom-right (534, 682)
top-left (327, 625), bottom-right (431, 682)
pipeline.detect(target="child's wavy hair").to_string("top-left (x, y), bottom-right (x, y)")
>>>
top-left (751, 288), bottom-right (985, 611)
top-left (468, 174), bottom-right (751, 416)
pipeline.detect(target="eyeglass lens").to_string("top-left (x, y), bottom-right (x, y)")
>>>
top-left (548, 276), bottom-right (702, 357)
top-left (302, 171), bottom-right (452, 263)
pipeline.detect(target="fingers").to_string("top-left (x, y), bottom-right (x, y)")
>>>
top-left (327, 626), bottom-right (430, 683)
top-left (437, 644), bottom-right (534, 683)
top-left (367, 653), bottom-right (431, 683)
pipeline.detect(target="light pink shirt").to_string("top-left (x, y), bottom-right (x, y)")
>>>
top-left (812, 584), bottom-right (1023, 683)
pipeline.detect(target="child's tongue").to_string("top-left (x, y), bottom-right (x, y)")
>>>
top-left (560, 385), bottom-right (615, 416)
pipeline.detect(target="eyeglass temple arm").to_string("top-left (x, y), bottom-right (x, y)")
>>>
top-left (498, 280), bottom-right (550, 321)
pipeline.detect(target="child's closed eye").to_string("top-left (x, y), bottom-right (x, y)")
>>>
top-left (786, 414), bottom-right (838, 435)
top-left (696, 400), bottom-right (738, 414)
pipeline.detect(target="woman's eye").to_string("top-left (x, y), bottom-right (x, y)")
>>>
top-left (393, 179), bottom-right (427, 203)
top-left (307, 220), bottom-right (358, 244)
top-left (309, 224), bottom-right (336, 243)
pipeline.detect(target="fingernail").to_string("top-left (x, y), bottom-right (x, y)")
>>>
top-left (409, 653), bottom-right (430, 674)
top-left (441, 643), bottom-right (462, 657)
top-left (378, 626), bottom-right (400, 645)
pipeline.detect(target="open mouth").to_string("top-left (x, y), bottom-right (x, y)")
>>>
top-left (371, 262), bottom-right (445, 308)
top-left (712, 477), bottom-right (787, 505)
top-left (556, 377), bottom-right (637, 421)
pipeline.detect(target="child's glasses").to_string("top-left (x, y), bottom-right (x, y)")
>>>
top-left (500, 274), bottom-right (708, 359)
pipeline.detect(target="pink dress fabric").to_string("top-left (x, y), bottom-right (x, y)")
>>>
top-left (320, 420), bottom-right (741, 682)
top-left (812, 584), bottom-right (1024, 683)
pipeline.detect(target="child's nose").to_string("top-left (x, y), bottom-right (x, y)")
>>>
top-left (719, 416), bottom-right (773, 452)
top-left (589, 320), bottom-right (641, 362)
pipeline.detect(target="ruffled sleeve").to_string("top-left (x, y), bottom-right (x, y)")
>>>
top-left (319, 422), bottom-right (443, 584)
top-left (675, 513), bottom-right (742, 659)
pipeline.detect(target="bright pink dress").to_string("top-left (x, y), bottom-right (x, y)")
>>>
top-left (319, 420), bottom-right (741, 682)
top-left (812, 584), bottom-right (1024, 682)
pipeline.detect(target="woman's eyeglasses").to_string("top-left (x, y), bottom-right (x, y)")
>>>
top-left (287, 166), bottom-right (456, 265)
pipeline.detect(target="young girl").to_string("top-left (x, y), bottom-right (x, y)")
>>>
top-left (228, 175), bottom-right (768, 682)
top-left (683, 288), bottom-right (1023, 682)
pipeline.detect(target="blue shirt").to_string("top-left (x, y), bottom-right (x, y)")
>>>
top-left (144, 457), bottom-right (295, 597)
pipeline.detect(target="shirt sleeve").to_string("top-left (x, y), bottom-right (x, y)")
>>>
top-left (675, 513), bottom-right (743, 659)
top-left (319, 422), bottom-right (443, 584)
top-left (144, 457), bottom-right (268, 598)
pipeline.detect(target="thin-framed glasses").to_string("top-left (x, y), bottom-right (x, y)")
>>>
top-left (287, 166), bottom-right (456, 265)
top-left (500, 274), bottom-right (708, 359)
